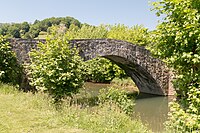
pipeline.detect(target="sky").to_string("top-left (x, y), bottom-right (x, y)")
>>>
top-left (0, 0), bottom-right (161, 30)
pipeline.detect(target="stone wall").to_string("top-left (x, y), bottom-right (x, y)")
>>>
top-left (8, 38), bottom-right (175, 95)
top-left (8, 39), bottom-right (45, 64)
top-left (8, 39), bottom-right (45, 91)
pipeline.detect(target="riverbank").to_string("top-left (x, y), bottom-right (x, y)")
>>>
top-left (0, 83), bottom-right (150, 133)
top-left (83, 80), bottom-right (170, 133)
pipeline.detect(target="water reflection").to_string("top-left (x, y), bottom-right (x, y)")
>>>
top-left (83, 82), bottom-right (171, 133)
top-left (134, 94), bottom-right (170, 132)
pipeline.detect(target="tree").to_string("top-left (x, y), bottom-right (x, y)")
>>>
top-left (28, 25), bottom-right (40, 38)
top-left (0, 24), bottom-right (9, 36)
top-left (8, 24), bottom-right (21, 38)
top-left (152, 0), bottom-right (200, 131)
top-left (107, 24), bottom-right (150, 46)
top-left (20, 22), bottom-right (30, 35)
top-left (28, 31), bottom-right (84, 103)
top-left (85, 58), bottom-right (120, 83)
top-left (0, 35), bottom-right (22, 85)
top-left (0, 16), bottom-right (82, 39)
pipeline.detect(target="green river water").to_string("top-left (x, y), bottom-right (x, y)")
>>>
top-left (84, 82), bottom-right (173, 133)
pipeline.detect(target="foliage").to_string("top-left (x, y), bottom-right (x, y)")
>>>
top-left (165, 98), bottom-right (200, 132)
top-left (8, 24), bottom-right (21, 38)
top-left (65, 24), bottom-right (108, 40)
top-left (98, 87), bottom-right (135, 115)
top-left (0, 35), bottom-right (22, 85)
top-left (84, 58), bottom-right (126, 83)
top-left (64, 24), bottom-right (127, 82)
top-left (0, 23), bottom-right (27, 38)
top-left (165, 86), bottom-right (200, 132)
top-left (65, 24), bottom-right (150, 46)
top-left (107, 24), bottom-right (150, 46)
top-left (0, 16), bottom-right (81, 39)
top-left (151, 0), bottom-right (200, 132)
top-left (111, 77), bottom-right (138, 92)
top-left (28, 32), bottom-right (84, 103)
top-left (29, 16), bottom-right (81, 39)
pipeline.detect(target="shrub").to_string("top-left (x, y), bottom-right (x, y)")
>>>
top-left (28, 32), bottom-right (84, 103)
top-left (84, 57), bottom-right (126, 83)
top-left (165, 86), bottom-right (200, 132)
top-left (98, 87), bottom-right (135, 115)
top-left (107, 24), bottom-right (150, 46)
top-left (0, 35), bottom-right (22, 85)
top-left (152, 0), bottom-right (200, 132)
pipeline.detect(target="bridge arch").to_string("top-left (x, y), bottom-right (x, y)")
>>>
top-left (70, 39), bottom-right (174, 96)
top-left (9, 38), bottom-right (174, 95)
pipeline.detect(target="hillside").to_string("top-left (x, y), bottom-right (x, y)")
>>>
top-left (0, 16), bottom-right (82, 39)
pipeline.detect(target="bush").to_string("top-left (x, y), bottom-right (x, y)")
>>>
top-left (28, 32), bottom-right (84, 103)
top-left (0, 35), bottom-right (22, 85)
top-left (151, 0), bottom-right (200, 132)
top-left (165, 100), bottom-right (200, 132)
top-left (84, 57), bottom-right (126, 83)
top-left (98, 87), bottom-right (135, 115)
top-left (107, 24), bottom-right (150, 46)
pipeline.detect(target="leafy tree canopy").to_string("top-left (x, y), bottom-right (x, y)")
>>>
top-left (28, 30), bottom-right (84, 103)
top-left (151, 0), bottom-right (200, 131)
top-left (0, 16), bottom-right (81, 39)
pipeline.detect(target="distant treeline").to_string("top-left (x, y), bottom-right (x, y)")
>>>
top-left (0, 16), bottom-right (81, 39)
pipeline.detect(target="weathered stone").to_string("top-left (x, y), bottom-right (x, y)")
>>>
top-left (8, 38), bottom-right (175, 96)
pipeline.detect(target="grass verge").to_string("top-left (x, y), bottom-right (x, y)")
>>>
top-left (0, 83), bottom-right (150, 133)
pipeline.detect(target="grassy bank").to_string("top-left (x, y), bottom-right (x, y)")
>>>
top-left (0, 83), bottom-right (150, 133)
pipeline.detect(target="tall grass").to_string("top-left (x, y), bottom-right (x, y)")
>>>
top-left (0, 83), bottom-right (85, 133)
top-left (0, 83), bottom-right (151, 133)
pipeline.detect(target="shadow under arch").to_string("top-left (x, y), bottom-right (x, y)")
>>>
top-left (102, 55), bottom-right (165, 95)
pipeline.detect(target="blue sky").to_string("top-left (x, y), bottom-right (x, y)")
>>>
top-left (0, 0), bottom-right (161, 30)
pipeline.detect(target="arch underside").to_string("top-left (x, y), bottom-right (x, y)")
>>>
top-left (103, 55), bottom-right (165, 95)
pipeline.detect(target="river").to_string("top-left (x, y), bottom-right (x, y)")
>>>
top-left (134, 94), bottom-right (171, 132)
top-left (83, 82), bottom-right (172, 132)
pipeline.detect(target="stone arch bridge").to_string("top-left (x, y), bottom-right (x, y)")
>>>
top-left (9, 39), bottom-right (175, 96)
